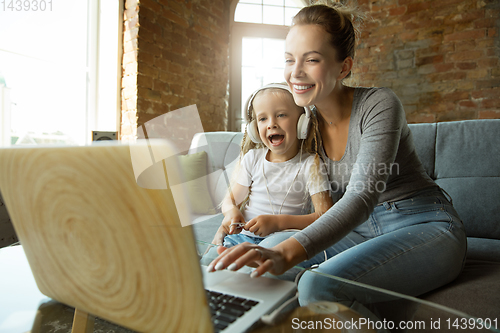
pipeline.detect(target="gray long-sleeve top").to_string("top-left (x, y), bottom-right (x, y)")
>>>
top-left (293, 87), bottom-right (436, 258)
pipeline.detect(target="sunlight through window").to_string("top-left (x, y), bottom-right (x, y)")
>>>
top-left (235, 0), bottom-right (302, 26)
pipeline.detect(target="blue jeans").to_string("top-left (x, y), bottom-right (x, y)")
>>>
top-left (264, 187), bottom-right (467, 306)
top-left (223, 233), bottom-right (265, 247)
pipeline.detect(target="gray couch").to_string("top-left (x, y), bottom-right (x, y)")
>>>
top-left (191, 119), bottom-right (500, 322)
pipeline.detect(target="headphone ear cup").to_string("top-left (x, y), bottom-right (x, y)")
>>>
top-left (247, 120), bottom-right (262, 143)
top-left (296, 113), bottom-right (310, 140)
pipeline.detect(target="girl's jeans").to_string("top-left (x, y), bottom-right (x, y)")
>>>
top-left (265, 187), bottom-right (467, 306)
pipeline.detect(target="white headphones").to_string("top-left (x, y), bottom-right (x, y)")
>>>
top-left (244, 83), bottom-right (312, 144)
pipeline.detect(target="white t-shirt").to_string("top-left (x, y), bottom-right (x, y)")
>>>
top-left (236, 148), bottom-right (330, 238)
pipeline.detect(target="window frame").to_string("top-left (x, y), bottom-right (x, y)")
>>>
top-left (228, 0), bottom-right (305, 132)
top-left (0, 0), bottom-right (123, 146)
top-left (87, 0), bottom-right (123, 143)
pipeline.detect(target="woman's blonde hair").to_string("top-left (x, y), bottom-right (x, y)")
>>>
top-left (292, 1), bottom-right (365, 77)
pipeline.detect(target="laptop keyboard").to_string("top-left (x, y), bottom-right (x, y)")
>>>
top-left (206, 289), bottom-right (260, 332)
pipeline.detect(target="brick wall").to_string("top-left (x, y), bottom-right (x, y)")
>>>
top-left (121, 0), bottom-right (231, 142)
top-left (343, 0), bottom-right (500, 123)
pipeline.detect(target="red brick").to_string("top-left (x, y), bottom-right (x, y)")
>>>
top-left (456, 62), bottom-right (477, 70)
top-left (138, 61), bottom-right (159, 79)
top-left (434, 63), bottom-right (455, 73)
top-left (471, 87), bottom-right (500, 99)
top-left (444, 29), bottom-right (486, 42)
top-left (443, 91), bottom-right (470, 102)
top-left (478, 57), bottom-right (499, 68)
top-left (454, 40), bottom-right (476, 52)
top-left (140, 0), bottom-right (162, 13)
top-left (477, 79), bottom-right (500, 89)
top-left (437, 110), bottom-right (478, 122)
top-left (137, 74), bottom-right (153, 89)
top-left (444, 10), bottom-right (484, 25)
top-left (478, 110), bottom-right (500, 119)
top-left (399, 31), bottom-right (418, 41)
top-left (389, 6), bottom-right (406, 16)
top-left (407, 113), bottom-right (436, 123)
top-left (164, 9), bottom-right (189, 28)
top-left (416, 55), bottom-right (444, 66)
top-left (458, 100), bottom-right (478, 108)
top-left (447, 50), bottom-right (483, 62)
top-left (429, 0), bottom-right (463, 8)
top-left (481, 99), bottom-right (500, 109)
top-left (193, 24), bottom-right (215, 39)
top-left (475, 18), bottom-right (497, 29)
top-left (407, 2), bottom-right (431, 14)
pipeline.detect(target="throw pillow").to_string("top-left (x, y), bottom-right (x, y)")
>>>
top-left (177, 151), bottom-right (216, 215)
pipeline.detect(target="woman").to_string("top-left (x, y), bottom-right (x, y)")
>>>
top-left (207, 2), bottom-right (466, 309)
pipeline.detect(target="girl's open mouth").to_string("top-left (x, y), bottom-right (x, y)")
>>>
top-left (268, 134), bottom-right (285, 146)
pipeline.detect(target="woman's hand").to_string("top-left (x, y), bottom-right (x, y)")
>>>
top-left (244, 215), bottom-right (282, 237)
top-left (206, 238), bottom-right (308, 278)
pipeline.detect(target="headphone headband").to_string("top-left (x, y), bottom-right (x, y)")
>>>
top-left (244, 83), bottom-right (311, 122)
top-left (244, 82), bottom-right (312, 143)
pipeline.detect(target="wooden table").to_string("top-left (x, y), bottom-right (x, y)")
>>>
top-left (1, 244), bottom-right (373, 333)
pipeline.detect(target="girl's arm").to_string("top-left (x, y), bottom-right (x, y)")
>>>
top-left (244, 191), bottom-right (333, 236)
top-left (211, 183), bottom-right (250, 244)
top-left (221, 183), bottom-right (249, 214)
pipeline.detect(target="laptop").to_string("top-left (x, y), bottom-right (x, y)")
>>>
top-left (0, 139), bottom-right (296, 333)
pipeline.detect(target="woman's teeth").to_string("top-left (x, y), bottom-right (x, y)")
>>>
top-left (294, 84), bottom-right (314, 90)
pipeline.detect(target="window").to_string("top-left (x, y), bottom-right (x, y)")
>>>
top-left (0, 0), bottom-right (122, 146)
top-left (229, 0), bottom-right (305, 132)
top-left (235, 0), bottom-right (303, 26)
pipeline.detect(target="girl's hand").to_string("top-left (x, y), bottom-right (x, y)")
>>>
top-left (211, 225), bottom-right (227, 245)
top-left (244, 215), bottom-right (282, 237)
top-left (221, 207), bottom-right (246, 235)
top-left (206, 238), bottom-right (308, 278)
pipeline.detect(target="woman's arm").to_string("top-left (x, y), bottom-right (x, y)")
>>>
top-left (293, 88), bottom-right (406, 258)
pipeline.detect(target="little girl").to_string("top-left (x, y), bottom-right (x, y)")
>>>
top-left (212, 83), bottom-right (333, 248)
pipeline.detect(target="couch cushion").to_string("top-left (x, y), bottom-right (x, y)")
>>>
top-left (408, 122), bottom-right (437, 180)
top-left (433, 120), bottom-right (500, 240)
top-left (466, 237), bottom-right (500, 262)
top-left (419, 259), bottom-right (500, 320)
top-left (189, 132), bottom-right (243, 206)
top-left (178, 151), bottom-right (216, 215)
top-left (376, 260), bottom-right (500, 324)
top-left (192, 213), bottom-right (224, 254)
